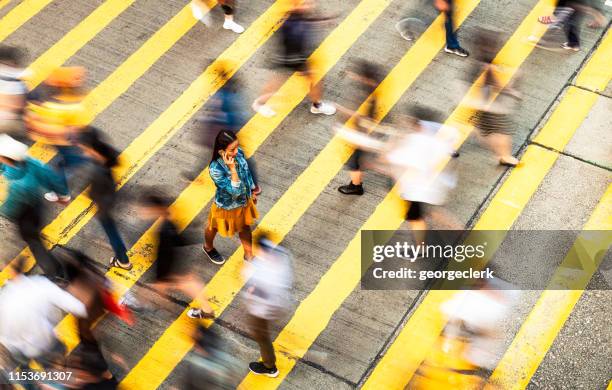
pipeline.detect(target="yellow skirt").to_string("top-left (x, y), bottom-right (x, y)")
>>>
top-left (207, 198), bottom-right (259, 237)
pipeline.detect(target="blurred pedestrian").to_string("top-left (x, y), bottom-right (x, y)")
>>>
top-left (468, 29), bottom-right (521, 167)
top-left (0, 134), bottom-right (69, 281)
top-left (24, 66), bottom-right (89, 203)
top-left (382, 106), bottom-right (458, 243)
top-left (182, 61), bottom-right (260, 193)
top-left (537, 0), bottom-right (606, 51)
top-left (203, 130), bottom-right (258, 264)
top-left (412, 279), bottom-right (519, 388)
top-left (243, 235), bottom-right (293, 378)
top-left (0, 46), bottom-right (28, 142)
top-left (336, 60), bottom-right (383, 196)
top-left (182, 325), bottom-right (241, 389)
top-left (77, 128), bottom-right (132, 271)
top-left (0, 259), bottom-right (87, 378)
top-left (252, 0), bottom-right (336, 117)
top-left (434, 0), bottom-right (469, 57)
top-left (191, 0), bottom-right (245, 33)
top-left (136, 191), bottom-right (216, 319)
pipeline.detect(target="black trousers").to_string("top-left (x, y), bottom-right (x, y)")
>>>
top-left (15, 203), bottom-right (63, 278)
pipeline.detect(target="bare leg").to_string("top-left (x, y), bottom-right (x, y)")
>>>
top-left (253, 75), bottom-right (286, 106)
top-left (408, 220), bottom-right (427, 244)
top-left (238, 227), bottom-right (253, 260)
top-left (307, 70), bottom-right (322, 104)
top-left (488, 133), bottom-right (519, 165)
top-left (349, 170), bottom-right (363, 185)
top-left (204, 225), bottom-right (217, 251)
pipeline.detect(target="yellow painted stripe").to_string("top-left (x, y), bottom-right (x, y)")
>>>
top-left (361, 26), bottom-right (612, 390)
top-left (574, 29), bottom-right (612, 92)
top-left (0, 0), bottom-right (11, 13)
top-left (25, 0), bottom-right (136, 89)
top-left (116, 0), bottom-right (395, 387)
top-left (0, 0), bottom-right (52, 42)
top-left (0, 0), bottom-right (288, 287)
top-left (489, 185), bottom-right (612, 390)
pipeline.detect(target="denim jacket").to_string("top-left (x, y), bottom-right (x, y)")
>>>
top-left (209, 148), bottom-right (254, 210)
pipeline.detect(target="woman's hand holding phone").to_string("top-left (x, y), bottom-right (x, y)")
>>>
top-left (221, 150), bottom-right (236, 170)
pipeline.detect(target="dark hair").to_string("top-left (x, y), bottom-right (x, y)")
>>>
top-left (139, 187), bottom-right (171, 208)
top-left (475, 28), bottom-right (500, 64)
top-left (79, 127), bottom-right (119, 167)
top-left (356, 60), bottom-right (383, 84)
top-left (408, 105), bottom-right (443, 123)
top-left (141, 194), bottom-right (171, 209)
top-left (210, 130), bottom-right (238, 165)
top-left (194, 324), bottom-right (221, 352)
top-left (0, 45), bottom-right (24, 66)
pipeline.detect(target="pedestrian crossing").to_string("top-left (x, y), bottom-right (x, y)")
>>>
top-left (240, 0), bottom-right (554, 386)
top-left (0, 0), bottom-right (52, 42)
top-left (120, 1), bottom-right (482, 387)
top-left (0, 0), bottom-right (610, 388)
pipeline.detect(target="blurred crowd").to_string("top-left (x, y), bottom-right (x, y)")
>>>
top-left (0, 0), bottom-right (606, 388)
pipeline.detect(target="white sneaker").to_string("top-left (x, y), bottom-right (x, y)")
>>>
top-left (119, 292), bottom-right (145, 312)
top-left (223, 19), bottom-right (245, 34)
top-left (44, 192), bottom-right (71, 203)
top-left (191, 1), bottom-right (211, 26)
top-left (310, 101), bottom-right (336, 115)
top-left (252, 101), bottom-right (276, 118)
top-left (44, 192), bottom-right (59, 202)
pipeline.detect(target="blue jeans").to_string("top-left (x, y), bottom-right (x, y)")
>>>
top-left (444, 1), bottom-right (460, 49)
top-left (99, 214), bottom-right (129, 263)
top-left (55, 145), bottom-right (89, 191)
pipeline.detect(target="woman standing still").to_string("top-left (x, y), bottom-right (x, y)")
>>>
top-left (204, 130), bottom-right (258, 264)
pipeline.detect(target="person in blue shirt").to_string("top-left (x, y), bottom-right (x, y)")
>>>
top-left (0, 134), bottom-right (69, 280)
top-left (203, 130), bottom-right (258, 265)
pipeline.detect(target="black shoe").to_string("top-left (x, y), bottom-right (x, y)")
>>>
top-left (338, 182), bottom-right (364, 195)
top-left (203, 246), bottom-right (225, 265)
top-left (248, 362), bottom-right (279, 378)
top-left (444, 46), bottom-right (469, 57)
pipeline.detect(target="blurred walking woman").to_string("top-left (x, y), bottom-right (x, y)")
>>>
top-left (204, 130), bottom-right (258, 265)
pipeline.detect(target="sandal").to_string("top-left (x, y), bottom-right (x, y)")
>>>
top-left (538, 15), bottom-right (556, 24)
top-left (187, 308), bottom-right (215, 319)
top-left (110, 256), bottom-right (133, 271)
top-left (499, 158), bottom-right (520, 167)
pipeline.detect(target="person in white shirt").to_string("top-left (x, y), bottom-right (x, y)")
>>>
top-left (242, 236), bottom-right (293, 378)
top-left (0, 272), bottom-right (87, 372)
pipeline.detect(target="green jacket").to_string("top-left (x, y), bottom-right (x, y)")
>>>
top-left (0, 157), bottom-right (68, 220)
